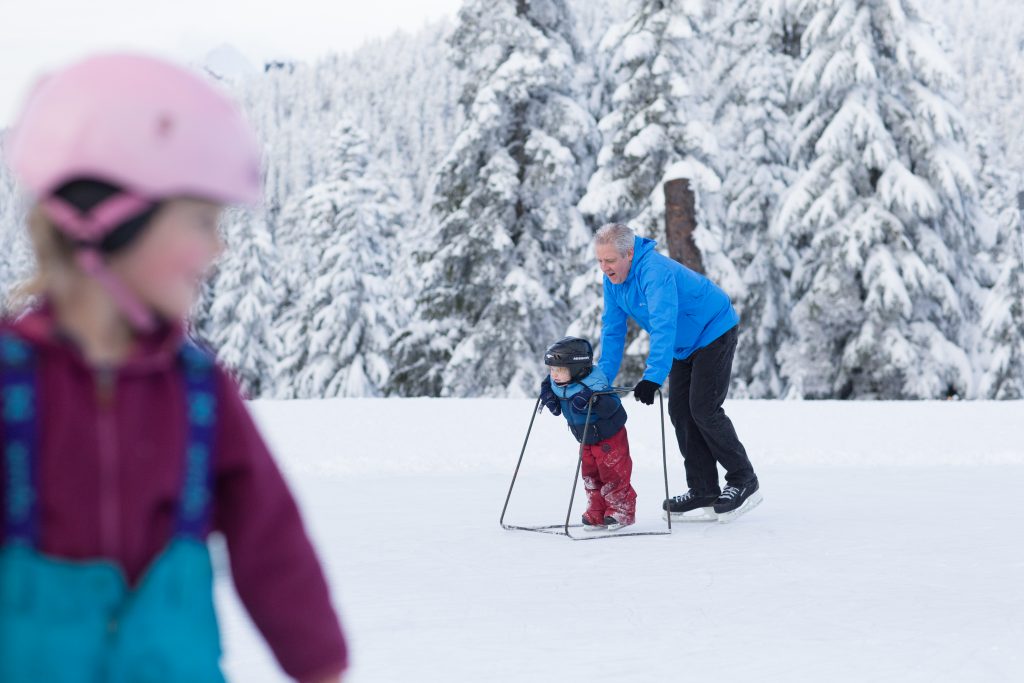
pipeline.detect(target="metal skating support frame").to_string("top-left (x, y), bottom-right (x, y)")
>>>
top-left (500, 386), bottom-right (672, 540)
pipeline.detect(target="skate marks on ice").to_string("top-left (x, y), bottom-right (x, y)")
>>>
top-left (232, 467), bottom-right (1024, 682)
top-left (222, 394), bottom-right (1024, 682)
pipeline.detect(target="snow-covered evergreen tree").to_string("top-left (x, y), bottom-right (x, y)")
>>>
top-left (8, 3), bottom-right (1021, 401)
top-left (274, 121), bottom-right (401, 398)
top-left (0, 141), bottom-right (32, 314)
top-left (188, 25), bottom-right (463, 397)
top-left (774, 0), bottom-right (988, 399)
top-left (201, 208), bottom-right (279, 397)
top-left (570, 0), bottom-right (633, 54)
top-left (567, 0), bottom-right (720, 386)
top-left (235, 21), bottom-right (464, 235)
top-left (977, 179), bottom-right (1024, 399)
top-left (708, 0), bottom-right (801, 397)
top-left (389, 0), bottom-right (599, 397)
top-left (932, 0), bottom-right (1024, 189)
top-left (578, 0), bottom-right (719, 237)
top-left (931, 0), bottom-right (1024, 399)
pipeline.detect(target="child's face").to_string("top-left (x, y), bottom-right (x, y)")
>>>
top-left (549, 366), bottom-right (571, 384)
top-left (109, 198), bottom-right (224, 322)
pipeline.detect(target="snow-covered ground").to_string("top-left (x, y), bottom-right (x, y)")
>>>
top-left (215, 398), bottom-right (1024, 682)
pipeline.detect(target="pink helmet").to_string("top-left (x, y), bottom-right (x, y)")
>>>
top-left (4, 52), bottom-right (263, 331)
top-left (7, 52), bottom-right (262, 207)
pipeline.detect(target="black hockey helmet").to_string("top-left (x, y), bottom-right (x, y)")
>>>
top-left (544, 336), bottom-right (594, 381)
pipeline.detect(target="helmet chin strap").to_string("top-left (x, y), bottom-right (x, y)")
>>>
top-left (73, 249), bottom-right (157, 332)
top-left (573, 365), bottom-right (593, 383)
top-left (42, 194), bottom-right (159, 333)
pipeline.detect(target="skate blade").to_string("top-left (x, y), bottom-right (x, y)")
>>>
top-left (663, 507), bottom-right (718, 522)
top-left (582, 524), bottom-right (607, 532)
top-left (716, 491), bottom-right (763, 524)
top-left (604, 522), bottom-right (634, 531)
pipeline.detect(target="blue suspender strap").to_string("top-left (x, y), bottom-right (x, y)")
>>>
top-left (0, 333), bottom-right (39, 547)
top-left (176, 343), bottom-right (218, 539)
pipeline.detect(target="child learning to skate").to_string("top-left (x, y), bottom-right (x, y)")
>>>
top-left (539, 337), bottom-right (637, 530)
top-left (0, 53), bottom-right (346, 682)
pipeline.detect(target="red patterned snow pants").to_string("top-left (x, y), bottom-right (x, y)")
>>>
top-left (581, 426), bottom-right (636, 525)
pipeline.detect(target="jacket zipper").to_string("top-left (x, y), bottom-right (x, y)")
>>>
top-left (95, 367), bottom-right (120, 559)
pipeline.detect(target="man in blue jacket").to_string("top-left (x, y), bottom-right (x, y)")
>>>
top-left (595, 222), bottom-right (762, 523)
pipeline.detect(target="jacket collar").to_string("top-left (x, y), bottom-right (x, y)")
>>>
top-left (4, 301), bottom-right (190, 374)
top-left (621, 236), bottom-right (658, 286)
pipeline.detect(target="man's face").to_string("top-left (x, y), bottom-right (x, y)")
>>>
top-left (596, 242), bottom-right (633, 285)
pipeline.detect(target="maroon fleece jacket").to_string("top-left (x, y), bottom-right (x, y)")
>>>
top-left (0, 307), bottom-right (347, 682)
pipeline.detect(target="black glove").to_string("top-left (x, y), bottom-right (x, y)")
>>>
top-left (633, 379), bottom-right (660, 405)
top-left (570, 386), bottom-right (595, 412)
top-left (539, 377), bottom-right (561, 416)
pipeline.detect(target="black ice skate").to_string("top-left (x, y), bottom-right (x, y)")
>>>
top-left (603, 515), bottom-right (634, 531)
top-left (582, 513), bottom-right (606, 531)
top-left (713, 479), bottom-right (762, 523)
top-left (662, 489), bottom-right (720, 522)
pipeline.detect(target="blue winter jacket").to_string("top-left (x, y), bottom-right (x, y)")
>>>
top-left (598, 236), bottom-right (739, 385)
top-left (551, 367), bottom-right (627, 445)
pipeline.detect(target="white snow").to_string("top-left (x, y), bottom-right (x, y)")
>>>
top-left (663, 157), bottom-right (722, 193)
top-left (214, 397), bottom-right (1024, 682)
top-left (619, 30), bottom-right (657, 64)
top-left (201, 44), bottom-right (259, 84)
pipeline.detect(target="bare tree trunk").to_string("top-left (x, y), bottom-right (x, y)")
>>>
top-left (664, 178), bottom-right (704, 274)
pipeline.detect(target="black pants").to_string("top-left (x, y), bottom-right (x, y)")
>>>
top-left (667, 326), bottom-right (755, 492)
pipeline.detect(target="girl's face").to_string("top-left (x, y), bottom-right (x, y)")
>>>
top-left (549, 366), bottom-right (571, 384)
top-left (109, 198), bottom-right (224, 321)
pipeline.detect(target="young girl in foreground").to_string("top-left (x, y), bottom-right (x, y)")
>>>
top-left (0, 53), bottom-right (347, 682)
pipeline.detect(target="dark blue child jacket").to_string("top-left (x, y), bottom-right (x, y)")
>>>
top-left (551, 367), bottom-right (627, 445)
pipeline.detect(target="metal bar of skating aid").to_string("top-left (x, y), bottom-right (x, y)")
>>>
top-left (501, 386), bottom-right (672, 540)
top-left (499, 396), bottom-right (542, 530)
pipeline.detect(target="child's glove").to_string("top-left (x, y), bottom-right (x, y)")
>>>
top-left (570, 386), bottom-right (595, 412)
top-left (539, 377), bottom-right (561, 416)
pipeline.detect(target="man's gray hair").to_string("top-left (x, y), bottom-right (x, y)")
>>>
top-left (594, 223), bottom-right (635, 256)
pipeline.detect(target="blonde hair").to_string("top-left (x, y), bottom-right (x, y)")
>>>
top-left (7, 206), bottom-right (75, 310)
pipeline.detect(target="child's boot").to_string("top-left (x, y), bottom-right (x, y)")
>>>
top-left (581, 511), bottom-right (607, 531)
top-left (603, 512), bottom-right (634, 531)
